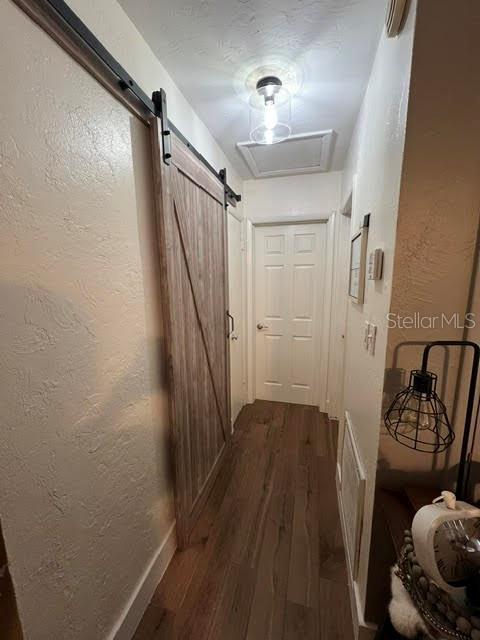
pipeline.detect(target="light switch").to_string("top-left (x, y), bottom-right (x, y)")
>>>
top-left (367, 323), bottom-right (377, 355)
top-left (364, 321), bottom-right (370, 349)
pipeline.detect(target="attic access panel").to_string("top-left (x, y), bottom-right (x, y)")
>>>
top-left (237, 130), bottom-right (335, 178)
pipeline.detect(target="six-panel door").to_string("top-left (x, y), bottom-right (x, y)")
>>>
top-left (254, 223), bottom-right (326, 405)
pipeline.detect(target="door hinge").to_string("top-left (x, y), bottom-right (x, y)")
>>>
top-left (152, 89), bottom-right (171, 166)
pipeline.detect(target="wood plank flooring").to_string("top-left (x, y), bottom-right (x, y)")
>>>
top-left (133, 400), bottom-right (354, 640)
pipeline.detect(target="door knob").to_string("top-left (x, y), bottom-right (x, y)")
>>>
top-left (257, 323), bottom-right (269, 330)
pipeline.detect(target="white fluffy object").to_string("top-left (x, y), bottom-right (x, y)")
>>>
top-left (389, 565), bottom-right (429, 638)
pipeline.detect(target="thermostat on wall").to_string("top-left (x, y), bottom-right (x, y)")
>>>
top-left (368, 248), bottom-right (383, 280)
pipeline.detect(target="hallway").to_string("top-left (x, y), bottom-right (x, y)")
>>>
top-left (134, 400), bottom-right (353, 640)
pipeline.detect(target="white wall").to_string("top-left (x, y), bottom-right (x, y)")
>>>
top-left (243, 171), bottom-right (342, 223)
top-left (340, 0), bottom-right (417, 621)
top-left (1, 5), bottom-right (172, 638)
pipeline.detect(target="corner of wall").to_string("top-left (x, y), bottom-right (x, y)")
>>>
top-left (339, 0), bottom-right (418, 623)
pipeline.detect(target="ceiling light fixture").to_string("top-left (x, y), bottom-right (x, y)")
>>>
top-left (249, 76), bottom-right (291, 145)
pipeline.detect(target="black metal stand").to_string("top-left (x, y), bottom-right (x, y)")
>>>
top-left (420, 341), bottom-right (480, 500)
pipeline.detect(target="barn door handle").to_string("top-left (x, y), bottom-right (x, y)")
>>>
top-left (227, 311), bottom-right (235, 337)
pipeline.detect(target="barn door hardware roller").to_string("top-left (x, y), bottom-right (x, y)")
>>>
top-left (219, 168), bottom-right (228, 208)
top-left (151, 91), bottom-right (240, 206)
top-left (152, 89), bottom-right (171, 166)
top-left (219, 168), bottom-right (240, 209)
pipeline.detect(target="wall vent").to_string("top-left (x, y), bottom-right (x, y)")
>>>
top-left (338, 412), bottom-right (366, 580)
top-left (386, 0), bottom-right (408, 37)
top-left (236, 130), bottom-right (335, 179)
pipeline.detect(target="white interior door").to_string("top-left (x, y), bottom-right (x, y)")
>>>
top-left (228, 213), bottom-right (245, 425)
top-left (254, 223), bottom-right (326, 405)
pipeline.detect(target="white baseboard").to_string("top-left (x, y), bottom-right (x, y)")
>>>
top-left (108, 521), bottom-right (177, 640)
top-left (336, 468), bottom-right (377, 640)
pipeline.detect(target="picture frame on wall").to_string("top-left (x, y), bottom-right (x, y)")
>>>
top-left (349, 215), bottom-right (370, 304)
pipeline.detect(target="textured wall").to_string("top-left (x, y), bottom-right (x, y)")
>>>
top-left (379, 0), bottom-right (480, 492)
top-left (0, 2), bottom-right (174, 637)
top-left (363, 0), bottom-right (480, 623)
top-left (66, 0), bottom-right (243, 195)
top-left (341, 0), bottom-right (417, 619)
top-left (458, 256), bottom-right (480, 503)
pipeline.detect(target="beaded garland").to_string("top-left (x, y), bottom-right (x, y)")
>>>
top-left (396, 530), bottom-right (480, 640)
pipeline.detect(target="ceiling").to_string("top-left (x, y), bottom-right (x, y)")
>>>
top-left (119, 0), bottom-right (386, 179)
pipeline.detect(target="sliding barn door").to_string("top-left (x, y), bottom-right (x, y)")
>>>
top-left (152, 123), bottom-right (230, 547)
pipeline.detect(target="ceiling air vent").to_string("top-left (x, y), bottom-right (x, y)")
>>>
top-left (236, 130), bottom-right (335, 179)
top-left (386, 0), bottom-right (408, 37)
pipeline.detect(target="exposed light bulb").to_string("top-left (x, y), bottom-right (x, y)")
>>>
top-left (264, 103), bottom-right (278, 130)
top-left (264, 129), bottom-right (274, 145)
top-left (264, 84), bottom-right (275, 98)
top-left (249, 75), bottom-right (291, 145)
top-left (418, 403), bottom-right (432, 431)
top-left (401, 399), bottom-right (433, 431)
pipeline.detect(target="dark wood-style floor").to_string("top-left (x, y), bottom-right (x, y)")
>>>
top-left (134, 400), bottom-right (354, 640)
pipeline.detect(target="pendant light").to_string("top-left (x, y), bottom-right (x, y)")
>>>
top-left (249, 76), bottom-right (291, 145)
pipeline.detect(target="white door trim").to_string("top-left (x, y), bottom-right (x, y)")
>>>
top-left (227, 212), bottom-right (246, 426)
top-left (245, 218), bottom-right (255, 403)
top-left (246, 214), bottom-right (335, 407)
top-left (318, 215), bottom-right (335, 412)
top-left (254, 218), bottom-right (329, 227)
top-left (228, 207), bottom-right (244, 223)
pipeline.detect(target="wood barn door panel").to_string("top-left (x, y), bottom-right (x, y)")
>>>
top-left (152, 123), bottom-right (230, 547)
top-left (171, 134), bottom-right (225, 204)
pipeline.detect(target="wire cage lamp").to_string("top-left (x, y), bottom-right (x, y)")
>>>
top-left (384, 341), bottom-right (480, 500)
top-left (384, 369), bottom-right (454, 453)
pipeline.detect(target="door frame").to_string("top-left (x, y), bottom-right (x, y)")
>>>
top-left (325, 211), bottom-right (352, 419)
top-left (246, 216), bottom-right (333, 409)
top-left (227, 209), bottom-right (247, 427)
